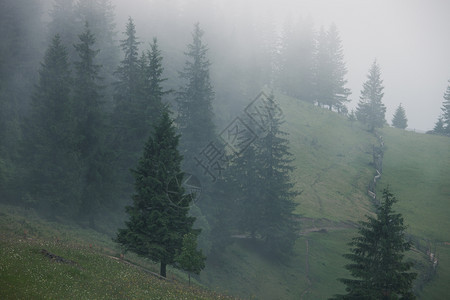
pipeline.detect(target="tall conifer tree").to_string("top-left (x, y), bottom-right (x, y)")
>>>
top-left (231, 94), bottom-right (298, 255)
top-left (228, 140), bottom-right (262, 238)
top-left (254, 94), bottom-right (298, 255)
top-left (356, 60), bottom-right (386, 132)
top-left (73, 23), bottom-right (111, 226)
top-left (334, 188), bottom-right (417, 299)
top-left (432, 116), bottom-right (445, 135)
top-left (112, 20), bottom-right (170, 206)
top-left (73, 23), bottom-right (103, 158)
top-left (177, 23), bottom-right (215, 172)
top-left (440, 80), bottom-right (450, 136)
top-left (327, 24), bottom-right (351, 112)
top-left (116, 111), bottom-right (197, 278)
top-left (0, 0), bottom-right (44, 201)
top-left (142, 38), bottom-right (170, 125)
top-left (75, 1), bottom-right (118, 70)
top-left (48, 0), bottom-right (79, 63)
top-left (23, 35), bottom-right (80, 215)
top-left (278, 17), bottom-right (316, 102)
top-left (392, 104), bottom-right (408, 129)
top-left (111, 18), bottom-right (142, 198)
top-left (314, 24), bottom-right (351, 111)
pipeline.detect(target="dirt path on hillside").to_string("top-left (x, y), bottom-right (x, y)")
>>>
top-left (300, 239), bottom-right (311, 299)
top-left (105, 255), bottom-right (170, 281)
top-left (299, 217), bottom-right (357, 235)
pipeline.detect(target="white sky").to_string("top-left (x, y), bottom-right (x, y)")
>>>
top-left (303, 0), bottom-right (450, 131)
top-left (116, 0), bottom-right (450, 131)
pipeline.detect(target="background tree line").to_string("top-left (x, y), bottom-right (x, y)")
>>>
top-left (0, 0), bottom-right (300, 260)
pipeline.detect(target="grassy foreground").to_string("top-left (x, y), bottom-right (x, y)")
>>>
top-left (0, 205), bottom-right (233, 299)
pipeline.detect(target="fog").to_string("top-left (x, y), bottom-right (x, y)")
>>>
top-left (114, 0), bottom-right (450, 131)
top-left (1, 1), bottom-right (449, 297)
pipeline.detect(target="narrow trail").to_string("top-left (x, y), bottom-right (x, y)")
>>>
top-left (367, 131), bottom-right (384, 202)
top-left (300, 239), bottom-right (312, 299)
top-left (105, 255), bottom-right (171, 281)
top-left (298, 132), bottom-right (384, 299)
top-left (299, 217), bottom-right (357, 235)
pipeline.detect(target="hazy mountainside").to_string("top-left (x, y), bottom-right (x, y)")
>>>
top-left (378, 127), bottom-right (450, 300)
top-left (1, 91), bottom-right (449, 299)
top-left (283, 94), bottom-right (376, 222)
top-left (198, 91), bottom-right (450, 299)
top-left (379, 128), bottom-right (450, 241)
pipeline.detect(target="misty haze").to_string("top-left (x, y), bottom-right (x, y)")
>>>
top-left (1, 0), bottom-right (449, 299)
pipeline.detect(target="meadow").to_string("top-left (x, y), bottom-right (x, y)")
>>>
top-left (0, 205), bottom-right (234, 299)
top-left (1, 92), bottom-right (449, 299)
top-left (199, 92), bottom-right (449, 299)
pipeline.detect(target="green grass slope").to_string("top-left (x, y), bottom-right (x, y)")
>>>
top-left (0, 205), bottom-right (234, 300)
top-left (378, 127), bottom-right (450, 241)
top-left (281, 94), bottom-right (376, 222)
top-left (199, 92), bottom-right (380, 299)
top-left (2, 92), bottom-right (448, 299)
top-left (199, 92), bottom-right (449, 299)
top-left (377, 127), bottom-right (450, 299)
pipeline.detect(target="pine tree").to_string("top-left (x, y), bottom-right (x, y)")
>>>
top-left (440, 80), bottom-right (450, 136)
top-left (327, 24), bottom-right (351, 112)
top-left (256, 94), bottom-right (298, 255)
top-left (48, 0), bottom-right (78, 62)
top-left (243, 15), bottom-right (278, 95)
top-left (75, 0), bottom-right (119, 107)
top-left (73, 23), bottom-right (103, 158)
top-left (142, 38), bottom-right (170, 124)
top-left (392, 103), bottom-right (408, 129)
top-left (111, 17), bottom-right (142, 198)
top-left (232, 93), bottom-right (298, 255)
top-left (314, 24), bottom-right (351, 111)
top-left (348, 110), bottom-right (357, 122)
top-left (72, 23), bottom-right (111, 227)
top-left (75, 0), bottom-right (118, 64)
top-left (114, 17), bottom-right (140, 108)
top-left (356, 60), bottom-right (386, 132)
top-left (23, 34), bottom-right (80, 216)
top-left (431, 116), bottom-right (445, 135)
top-left (334, 187), bottom-right (417, 299)
top-left (175, 232), bottom-right (206, 285)
top-left (176, 24), bottom-right (224, 255)
top-left (314, 26), bottom-right (333, 108)
top-left (116, 111), bottom-right (197, 278)
top-left (47, 0), bottom-right (118, 108)
top-left (278, 17), bottom-right (315, 102)
top-left (177, 23), bottom-right (216, 172)
top-left (230, 140), bottom-right (263, 238)
top-left (0, 0), bottom-right (44, 202)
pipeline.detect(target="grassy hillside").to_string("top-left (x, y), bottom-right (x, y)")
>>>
top-left (198, 92), bottom-right (380, 299)
top-left (282, 94), bottom-right (376, 222)
top-left (198, 92), bottom-right (449, 299)
top-left (1, 92), bottom-right (448, 299)
top-left (379, 127), bottom-right (450, 241)
top-left (0, 205), bottom-right (233, 299)
top-left (377, 126), bottom-right (450, 299)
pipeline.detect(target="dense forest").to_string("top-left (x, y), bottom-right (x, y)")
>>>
top-left (1, 0), bottom-right (449, 297)
top-left (0, 0), bottom-right (356, 238)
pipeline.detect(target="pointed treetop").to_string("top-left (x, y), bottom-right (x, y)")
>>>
top-left (392, 103), bottom-right (408, 129)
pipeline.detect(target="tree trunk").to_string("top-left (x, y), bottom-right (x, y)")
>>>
top-left (188, 273), bottom-right (191, 286)
top-left (160, 262), bottom-right (167, 277)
